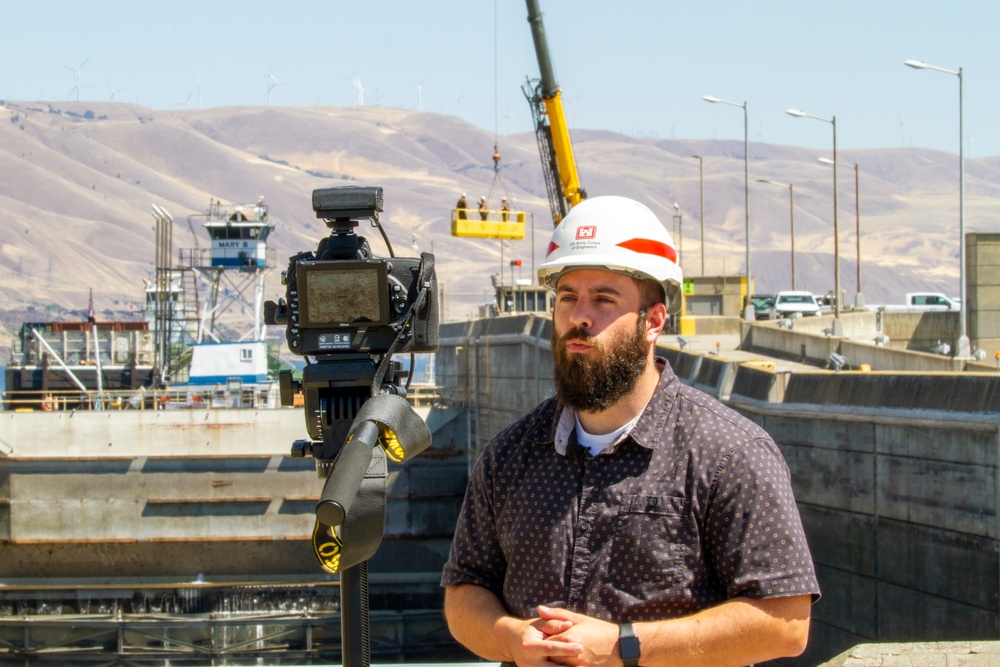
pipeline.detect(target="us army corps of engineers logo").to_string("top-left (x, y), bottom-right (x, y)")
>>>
top-left (569, 224), bottom-right (599, 251)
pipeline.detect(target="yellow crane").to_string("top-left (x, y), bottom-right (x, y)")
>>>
top-left (523, 0), bottom-right (586, 226)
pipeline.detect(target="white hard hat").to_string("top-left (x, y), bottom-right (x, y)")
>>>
top-left (461, 192), bottom-right (467, 197)
top-left (537, 196), bottom-right (684, 313)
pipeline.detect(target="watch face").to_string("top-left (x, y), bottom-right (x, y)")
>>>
top-left (620, 635), bottom-right (640, 660)
top-left (619, 621), bottom-right (640, 666)
top-left (619, 627), bottom-right (640, 667)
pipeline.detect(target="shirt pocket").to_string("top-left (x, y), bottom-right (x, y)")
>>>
top-left (608, 494), bottom-right (692, 590)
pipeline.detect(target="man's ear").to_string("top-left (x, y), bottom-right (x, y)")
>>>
top-left (645, 303), bottom-right (668, 343)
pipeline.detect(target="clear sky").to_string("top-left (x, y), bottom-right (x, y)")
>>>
top-left (3, 0), bottom-right (999, 157)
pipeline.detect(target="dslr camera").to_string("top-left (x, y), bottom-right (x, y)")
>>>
top-left (264, 185), bottom-right (438, 461)
top-left (267, 185), bottom-right (437, 358)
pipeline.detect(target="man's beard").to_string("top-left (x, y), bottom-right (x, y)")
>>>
top-left (552, 313), bottom-right (649, 412)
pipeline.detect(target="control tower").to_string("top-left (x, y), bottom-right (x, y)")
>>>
top-left (193, 197), bottom-right (276, 342)
top-left (179, 197), bottom-right (277, 386)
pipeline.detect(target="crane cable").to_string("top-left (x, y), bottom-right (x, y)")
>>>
top-left (485, 0), bottom-right (517, 208)
top-left (494, 0), bottom-right (498, 147)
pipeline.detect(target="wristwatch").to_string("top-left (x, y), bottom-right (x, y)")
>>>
top-left (619, 622), bottom-right (641, 667)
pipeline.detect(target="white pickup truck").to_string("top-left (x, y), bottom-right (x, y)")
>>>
top-left (770, 291), bottom-right (822, 318)
top-left (874, 292), bottom-right (960, 312)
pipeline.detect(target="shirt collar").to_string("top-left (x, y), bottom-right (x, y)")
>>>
top-left (529, 357), bottom-right (679, 455)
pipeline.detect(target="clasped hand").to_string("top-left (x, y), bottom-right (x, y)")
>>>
top-left (510, 605), bottom-right (622, 667)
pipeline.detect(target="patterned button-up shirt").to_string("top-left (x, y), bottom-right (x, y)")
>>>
top-left (441, 359), bottom-right (819, 621)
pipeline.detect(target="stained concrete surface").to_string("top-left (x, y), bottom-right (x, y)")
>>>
top-left (817, 642), bottom-right (1000, 666)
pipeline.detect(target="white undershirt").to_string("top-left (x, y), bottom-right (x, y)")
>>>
top-left (574, 413), bottom-right (641, 457)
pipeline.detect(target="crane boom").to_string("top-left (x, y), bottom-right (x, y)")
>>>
top-left (523, 0), bottom-right (585, 226)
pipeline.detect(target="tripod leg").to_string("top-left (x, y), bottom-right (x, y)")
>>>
top-left (340, 560), bottom-right (370, 667)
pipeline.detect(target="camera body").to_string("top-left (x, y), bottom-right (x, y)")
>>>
top-left (265, 186), bottom-right (438, 358)
top-left (284, 254), bottom-right (437, 356)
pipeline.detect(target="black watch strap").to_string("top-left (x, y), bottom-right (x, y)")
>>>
top-left (619, 621), bottom-right (641, 667)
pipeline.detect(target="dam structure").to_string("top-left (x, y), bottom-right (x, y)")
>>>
top-left (6, 240), bottom-right (1000, 663)
top-left (0, 404), bottom-right (472, 662)
top-left (2, 309), bottom-right (999, 664)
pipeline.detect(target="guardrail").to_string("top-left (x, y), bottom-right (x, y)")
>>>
top-left (2, 384), bottom-right (279, 412)
top-left (4, 383), bottom-right (443, 412)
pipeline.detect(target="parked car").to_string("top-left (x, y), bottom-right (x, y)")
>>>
top-left (815, 293), bottom-right (836, 313)
top-left (873, 292), bottom-right (961, 312)
top-left (750, 294), bottom-right (777, 320)
top-left (771, 291), bottom-right (822, 319)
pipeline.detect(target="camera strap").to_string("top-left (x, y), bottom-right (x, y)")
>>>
top-left (311, 393), bottom-right (431, 574)
top-left (371, 251), bottom-right (436, 395)
top-left (312, 445), bottom-right (388, 574)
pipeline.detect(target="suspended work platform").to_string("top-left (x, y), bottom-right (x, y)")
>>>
top-left (451, 208), bottom-right (526, 240)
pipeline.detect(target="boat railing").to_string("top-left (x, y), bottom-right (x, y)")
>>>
top-left (405, 383), bottom-right (441, 408)
top-left (178, 246), bottom-right (278, 270)
top-left (1, 383), bottom-right (279, 412)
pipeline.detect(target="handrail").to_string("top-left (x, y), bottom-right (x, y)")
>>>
top-left (452, 208), bottom-right (526, 224)
top-left (1, 383), bottom-right (278, 412)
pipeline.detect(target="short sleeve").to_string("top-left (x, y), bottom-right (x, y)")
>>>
top-left (704, 437), bottom-right (819, 600)
top-left (440, 445), bottom-right (507, 595)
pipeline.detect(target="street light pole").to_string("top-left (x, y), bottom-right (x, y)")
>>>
top-left (672, 202), bottom-right (683, 267)
top-left (704, 95), bottom-right (754, 320)
top-left (787, 108), bottom-right (842, 336)
top-left (690, 155), bottom-right (705, 276)
top-left (819, 157), bottom-right (862, 306)
top-left (755, 178), bottom-right (796, 290)
top-left (854, 162), bottom-right (860, 306)
top-left (905, 59), bottom-right (970, 358)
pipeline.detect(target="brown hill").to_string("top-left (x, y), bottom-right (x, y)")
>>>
top-left (2, 99), bottom-right (996, 336)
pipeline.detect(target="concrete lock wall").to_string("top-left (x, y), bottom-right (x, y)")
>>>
top-left (437, 316), bottom-right (1000, 667)
top-left (733, 401), bottom-right (1000, 667)
top-left (744, 317), bottom-right (967, 373)
top-left (438, 316), bottom-right (555, 462)
top-left (0, 408), bottom-right (467, 582)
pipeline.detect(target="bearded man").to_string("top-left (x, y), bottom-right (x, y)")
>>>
top-left (441, 196), bottom-right (820, 667)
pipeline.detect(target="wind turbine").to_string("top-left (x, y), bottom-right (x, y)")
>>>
top-left (173, 90), bottom-right (194, 109)
top-left (353, 75), bottom-right (365, 107)
top-left (63, 58), bottom-right (90, 101)
top-left (411, 78), bottom-right (427, 111)
top-left (263, 68), bottom-right (280, 106)
top-left (896, 114), bottom-right (906, 147)
top-left (455, 91), bottom-right (468, 117)
top-left (271, 72), bottom-right (281, 106)
top-left (502, 103), bottom-right (515, 134)
top-left (189, 71), bottom-right (202, 109)
top-left (106, 80), bottom-right (126, 102)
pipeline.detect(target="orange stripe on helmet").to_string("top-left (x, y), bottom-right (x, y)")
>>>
top-left (616, 238), bottom-right (677, 263)
top-left (546, 241), bottom-right (560, 257)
